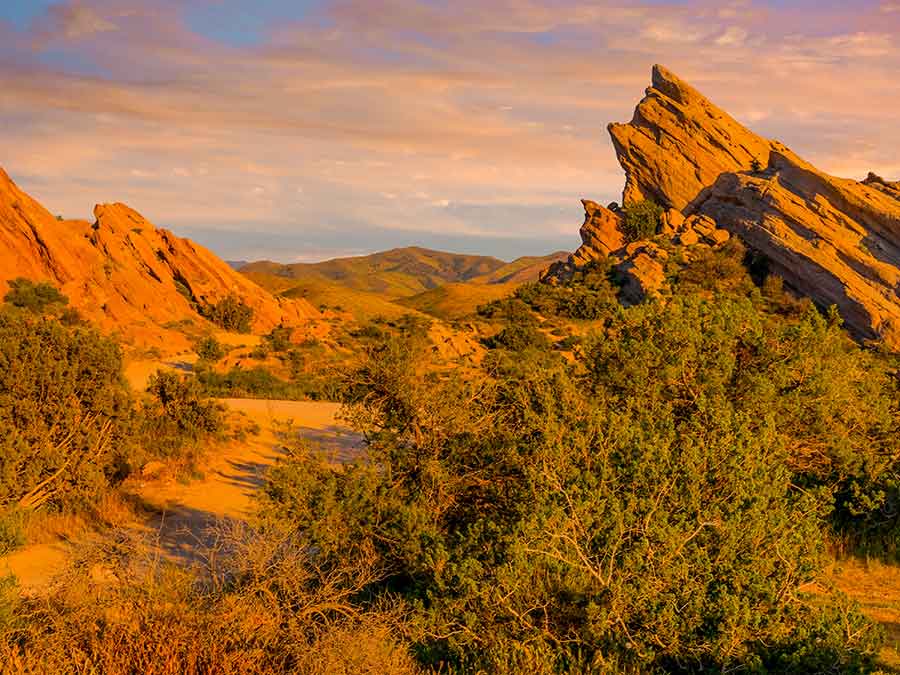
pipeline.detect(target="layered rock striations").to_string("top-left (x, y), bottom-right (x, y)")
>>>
top-left (0, 168), bottom-right (319, 352)
top-left (568, 64), bottom-right (900, 348)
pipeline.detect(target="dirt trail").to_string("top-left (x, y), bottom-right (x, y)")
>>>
top-left (0, 398), bottom-right (360, 589)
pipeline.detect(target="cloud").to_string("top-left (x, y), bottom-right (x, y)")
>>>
top-left (1, 0), bottom-right (899, 260)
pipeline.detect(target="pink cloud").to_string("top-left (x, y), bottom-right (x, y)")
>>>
top-left (1, 0), bottom-right (898, 259)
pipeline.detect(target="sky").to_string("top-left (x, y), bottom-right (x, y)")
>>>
top-left (2, 1), bottom-right (900, 263)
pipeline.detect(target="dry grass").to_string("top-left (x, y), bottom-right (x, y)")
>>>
top-left (0, 524), bottom-right (419, 675)
top-left (21, 491), bottom-right (144, 546)
top-left (825, 557), bottom-right (900, 672)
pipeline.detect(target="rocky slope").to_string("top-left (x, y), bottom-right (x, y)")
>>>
top-left (563, 65), bottom-right (900, 348)
top-left (0, 169), bottom-right (318, 352)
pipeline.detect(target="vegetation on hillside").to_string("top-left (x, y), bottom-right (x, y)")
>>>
top-left (622, 200), bottom-right (663, 241)
top-left (0, 280), bottom-right (225, 554)
top-left (200, 295), bottom-right (254, 333)
top-left (3, 243), bottom-right (900, 672)
top-left (256, 240), bottom-right (899, 672)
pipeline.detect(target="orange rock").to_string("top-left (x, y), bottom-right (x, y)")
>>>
top-left (0, 169), bottom-right (319, 354)
top-left (608, 66), bottom-right (900, 349)
top-left (572, 199), bottom-right (627, 265)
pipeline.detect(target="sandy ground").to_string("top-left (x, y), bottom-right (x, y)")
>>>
top-left (0, 398), bottom-right (360, 590)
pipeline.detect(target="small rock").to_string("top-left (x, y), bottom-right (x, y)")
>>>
top-left (705, 229), bottom-right (731, 246)
top-left (677, 229), bottom-right (700, 246)
top-left (686, 214), bottom-right (716, 236)
top-left (614, 242), bottom-right (668, 306)
top-left (665, 208), bottom-right (686, 230)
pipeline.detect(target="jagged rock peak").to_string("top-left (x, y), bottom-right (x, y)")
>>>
top-left (606, 65), bottom-right (900, 349)
top-left (608, 64), bottom-right (773, 212)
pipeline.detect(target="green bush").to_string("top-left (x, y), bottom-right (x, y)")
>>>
top-left (4, 278), bottom-right (69, 313)
top-left (265, 325), bottom-right (294, 352)
top-left (622, 199), bottom-right (663, 241)
top-left (196, 335), bottom-right (226, 362)
top-left (261, 299), bottom-right (889, 671)
top-left (484, 322), bottom-right (550, 351)
top-left (0, 509), bottom-right (25, 555)
top-left (196, 364), bottom-right (340, 402)
top-left (144, 371), bottom-right (223, 439)
top-left (200, 295), bottom-right (254, 333)
top-left (0, 312), bottom-right (132, 512)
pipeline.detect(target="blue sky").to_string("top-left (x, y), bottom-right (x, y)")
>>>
top-left (1, 0), bottom-right (899, 262)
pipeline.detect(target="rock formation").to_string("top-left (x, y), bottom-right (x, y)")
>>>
top-left (598, 65), bottom-right (900, 349)
top-left (573, 199), bottom-right (626, 264)
top-left (0, 168), bottom-right (319, 353)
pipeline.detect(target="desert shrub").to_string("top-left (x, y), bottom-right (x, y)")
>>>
top-left (195, 365), bottom-right (340, 402)
top-left (484, 322), bottom-right (550, 351)
top-left (0, 528), bottom-right (418, 675)
top-left (265, 325), bottom-right (294, 352)
top-left (144, 371), bottom-right (223, 436)
top-left (0, 312), bottom-right (132, 513)
top-left (261, 310), bottom-right (886, 671)
top-left (622, 199), bottom-right (663, 242)
top-left (133, 371), bottom-right (224, 463)
top-left (200, 295), bottom-right (254, 333)
top-left (0, 510), bottom-right (25, 555)
top-left (3, 278), bottom-right (69, 313)
top-left (195, 335), bottom-right (226, 362)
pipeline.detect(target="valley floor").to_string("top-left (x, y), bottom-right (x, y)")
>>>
top-left (0, 398), bottom-right (361, 590)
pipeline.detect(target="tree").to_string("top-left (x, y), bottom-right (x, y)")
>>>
top-left (262, 325), bottom-right (882, 672)
top-left (196, 335), bottom-right (226, 362)
top-left (0, 313), bottom-right (130, 511)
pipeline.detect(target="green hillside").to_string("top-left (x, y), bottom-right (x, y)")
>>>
top-left (468, 251), bottom-right (569, 284)
top-left (278, 277), bottom-right (424, 322)
top-left (240, 246), bottom-right (508, 298)
top-left (397, 282), bottom-right (519, 320)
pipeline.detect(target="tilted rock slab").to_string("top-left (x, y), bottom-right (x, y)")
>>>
top-left (609, 65), bottom-right (900, 348)
top-left (0, 168), bottom-right (319, 353)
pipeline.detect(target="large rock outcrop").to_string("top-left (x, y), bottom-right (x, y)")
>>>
top-left (0, 168), bottom-right (319, 352)
top-left (607, 65), bottom-right (900, 348)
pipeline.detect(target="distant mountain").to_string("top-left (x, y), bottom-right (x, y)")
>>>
top-left (226, 260), bottom-right (249, 271)
top-left (240, 247), bottom-right (508, 298)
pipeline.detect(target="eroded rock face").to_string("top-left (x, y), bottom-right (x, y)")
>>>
top-left (573, 199), bottom-right (626, 264)
top-left (608, 66), bottom-right (900, 348)
top-left (615, 241), bottom-right (668, 305)
top-left (0, 169), bottom-right (319, 353)
top-left (608, 65), bottom-right (772, 212)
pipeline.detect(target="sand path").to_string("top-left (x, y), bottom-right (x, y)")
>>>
top-left (0, 398), bottom-right (360, 589)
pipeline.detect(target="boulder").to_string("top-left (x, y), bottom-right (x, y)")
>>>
top-left (615, 242), bottom-right (668, 305)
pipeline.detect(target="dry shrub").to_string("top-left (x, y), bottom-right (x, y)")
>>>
top-left (0, 524), bottom-right (419, 675)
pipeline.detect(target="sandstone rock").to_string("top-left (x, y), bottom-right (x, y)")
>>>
top-left (686, 215), bottom-right (716, 237)
top-left (608, 65), bottom-right (772, 212)
top-left (615, 241), bottom-right (668, 305)
top-left (705, 229), bottom-right (731, 246)
top-left (677, 229), bottom-right (700, 247)
top-left (608, 66), bottom-right (900, 349)
top-left (0, 169), bottom-right (320, 353)
top-left (572, 199), bottom-right (626, 265)
top-left (664, 208), bottom-right (685, 231)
